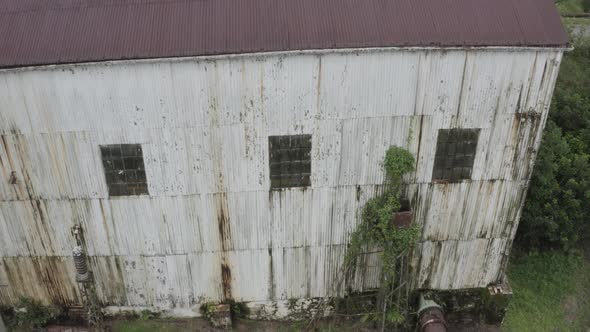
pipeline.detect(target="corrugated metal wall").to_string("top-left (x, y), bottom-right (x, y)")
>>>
top-left (0, 48), bottom-right (562, 315)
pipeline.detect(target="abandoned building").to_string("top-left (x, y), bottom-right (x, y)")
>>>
top-left (0, 0), bottom-right (569, 322)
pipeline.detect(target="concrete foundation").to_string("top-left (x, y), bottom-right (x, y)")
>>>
top-left (419, 279), bottom-right (512, 326)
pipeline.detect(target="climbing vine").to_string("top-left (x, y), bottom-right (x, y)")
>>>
top-left (344, 146), bottom-right (420, 325)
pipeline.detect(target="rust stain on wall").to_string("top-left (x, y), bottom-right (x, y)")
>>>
top-left (220, 262), bottom-right (232, 300)
top-left (216, 192), bottom-right (233, 301)
top-left (1, 257), bottom-right (80, 306)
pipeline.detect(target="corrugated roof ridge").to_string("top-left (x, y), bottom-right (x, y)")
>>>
top-left (507, 0), bottom-right (527, 46)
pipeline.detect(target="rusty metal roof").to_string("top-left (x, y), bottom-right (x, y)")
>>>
top-left (0, 0), bottom-right (568, 68)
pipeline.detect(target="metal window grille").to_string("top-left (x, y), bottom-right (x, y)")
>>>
top-left (269, 135), bottom-right (311, 189)
top-left (432, 129), bottom-right (480, 182)
top-left (100, 144), bottom-right (148, 196)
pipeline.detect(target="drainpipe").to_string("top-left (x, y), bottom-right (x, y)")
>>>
top-left (417, 294), bottom-right (447, 332)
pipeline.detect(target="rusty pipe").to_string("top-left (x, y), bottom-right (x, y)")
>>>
top-left (417, 295), bottom-right (447, 332)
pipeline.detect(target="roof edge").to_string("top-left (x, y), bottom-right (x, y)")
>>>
top-left (0, 45), bottom-right (571, 73)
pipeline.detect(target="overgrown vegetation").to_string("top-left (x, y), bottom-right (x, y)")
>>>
top-left (556, 0), bottom-right (590, 13)
top-left (230, 301), bottom-right (250, 319)
top-left (1, 297), bottom-right (62, 328)
top-left (343, 146), bottom-right (419, 326)
top-left (516, 39), bottom-right (590, 252)
top-left (199, 302), bottom-right (217, 320)
top-left (504, 252), bottom-right (590, 331)
top-left (138, 309), bottom-right (161, 320)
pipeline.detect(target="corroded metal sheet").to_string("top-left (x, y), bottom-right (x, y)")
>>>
top-left (412, 238), bottom-right (510, 289)
top-left (0, 48), bottom-right (562, 313)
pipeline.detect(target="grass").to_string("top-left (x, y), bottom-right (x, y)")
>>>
top-left (503, 252), bottom-right (590, 331)
top-left (109, 318), bottom-right (374, 332)
top-left (112, 320), bottom-right (186, 332)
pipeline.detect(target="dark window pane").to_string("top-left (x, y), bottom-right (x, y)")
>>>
top-left (438, 130), bottom-right (449, 143)
top-left (100, 144), bottom-right (148, 196)
top-left (280, 162), bottom-right (291, 176)
top-left (279, 150), bottom-right (291, 163)
top-left (111, 145), bottom-right (122, 158)
top-left (269, 135), bottom-right (312, 189)
top-left (447, 142), bottom-right (456, 156)
top-left (301, 175), bottom-right (311, 186)
top-left (121, 144), bottom-right (142, 157)
top-left (432, 129), bottom-right (479, 182)
top-left (123, 157), bottom-right (137, 170)
top-left (125, 170), bottom-right (140, 183)
top-left (270, 163), bottom-right (281, 175)
top-left (451, 167), bottom-right (463, 181)
top-left (301, 161), bottom-right (311, 173)
top-left (278, 136), bottom-right (290, 148)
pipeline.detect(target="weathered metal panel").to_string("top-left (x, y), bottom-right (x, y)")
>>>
top-left (0, 48), bottom-right (563, 314)
top-left (406, 180), bottom-right (527, 242)
top-left (413, 238), bottom-right (509, 289)
top-left (0, 257), bottom-right (81, 305)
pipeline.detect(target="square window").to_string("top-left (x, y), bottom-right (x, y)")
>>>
top-left (269, 135), bottom-right (312, 189)
top-left (432, 129), bottom-right (480, 182)
top-left (100, 144), bottom-right (148, 196)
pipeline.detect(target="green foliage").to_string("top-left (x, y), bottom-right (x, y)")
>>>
top-left (516, 41), bottom-right (590, 252)
top-left (344, 146), bottom-right (419, 325)
top-left (229, 301), bottom-right (250, 319)
top-left (199, 302), bottom-right (216, 319)
top-left (11, 297), bottom-right (62, 328)
top-left (139, 309), bottom-right (160, 320)
top-left (555, 0), bottom-right (587, 13)
top-left (503, 252), bottom-right (590, 331)
top-left (200, 301), bottom-right (250, 323)
top-left (383, 146), bottom-right (415, 188)
top-left (384, 307), bottom-right (405, 324)
top-left (0, 304), bottom-right (16, 327)
top-left (345, 146), bottom-right (418, 275)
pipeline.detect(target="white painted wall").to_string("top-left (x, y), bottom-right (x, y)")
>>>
top-left (0, 48), bottom-right (562, 316)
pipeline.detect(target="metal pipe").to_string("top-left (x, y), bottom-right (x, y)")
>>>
top-left (417, 294), bottom-right (447, 332)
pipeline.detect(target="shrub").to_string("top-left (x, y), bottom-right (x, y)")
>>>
top-left (13, 297), bottom-right (62, 328)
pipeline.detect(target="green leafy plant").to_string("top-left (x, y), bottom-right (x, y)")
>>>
top-left (0, 304), bottom-right (16, 327)
top-left (199, 302), bottom-right (216, 320)
top-left (344, 146), bottom-right (420, 324)
top-left (139, 309), bottom-right (160, 320)
top-left (13, 297), bottom-right (62, 328)
top-left (229, 301), bottom-right (250, 319)
top-left (384, 307), bottom-right (405, 324)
